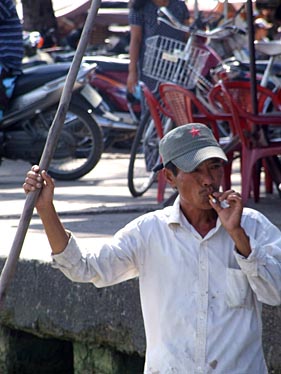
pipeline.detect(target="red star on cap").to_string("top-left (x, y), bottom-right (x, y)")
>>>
top-left (189, 127), bottom-right (201, 137)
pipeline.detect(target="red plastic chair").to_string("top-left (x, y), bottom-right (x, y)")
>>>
top-left (209, 82), bottom-right (273, 196)
top-left (217, 80), bottom-right (281, 203)
top-left (140, 82), bottom-right (173, 203)
top-left (158, 82), bottom-right (238, 191)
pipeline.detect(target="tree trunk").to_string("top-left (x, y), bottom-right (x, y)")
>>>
top-left (21, 0), bottom-right (58, 47)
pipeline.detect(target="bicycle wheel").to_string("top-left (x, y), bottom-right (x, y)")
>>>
top-left (128, 109), bottom-right (160, 197)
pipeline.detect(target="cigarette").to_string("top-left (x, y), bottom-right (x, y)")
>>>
top-left (209, 194), bottom-right (230, 209)
top-left (209, 194), bottom-right (217, 204)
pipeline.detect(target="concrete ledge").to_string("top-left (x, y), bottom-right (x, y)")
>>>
top-left (0, 257), bottom-right (281, 372)
top-left (0, 258), bottom-right (145, 356)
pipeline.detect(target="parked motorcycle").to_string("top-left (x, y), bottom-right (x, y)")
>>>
top-left (85, 55), bottom-right (141, 148)
top-left (33, 47), bottom-right (142, 150)
top-left (1, 61), bottom-right (104, 180)
top-left (22, 35), bottom-right (142, 152)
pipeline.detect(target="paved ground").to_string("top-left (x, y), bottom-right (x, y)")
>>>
top-left (0, 150), bottom-right (280, 264)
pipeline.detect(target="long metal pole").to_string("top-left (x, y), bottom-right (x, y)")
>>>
top-left (0, 0), bottom-right (102, 306)
top-left (224, 0), bottom-right (228, 22)
top-left (194, 0), bottom-right (199, 19)
top-left (246, 0), bottom-right (257, 114)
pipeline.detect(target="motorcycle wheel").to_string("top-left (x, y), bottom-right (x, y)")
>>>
top-left (128, 110), bottom-right (160, 197)
top-left (41, 103), bottom-right (103, 180)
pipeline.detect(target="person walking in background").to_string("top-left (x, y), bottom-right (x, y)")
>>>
top-left (0, 0), bottom-right (24, 119)
top-left (254, 17), bottom-right (273, 60)
top-left (127, 0), bottom-right (190, 97)
top-left (254, 17), bottom-right (273, 42)
top-left (23, 123), bottom-right (281, 373)
top-left (255, 1), bottom-right (278, 40)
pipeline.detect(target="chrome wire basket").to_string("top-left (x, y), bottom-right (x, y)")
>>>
top-left (143, 35), bottom-right (210, 89)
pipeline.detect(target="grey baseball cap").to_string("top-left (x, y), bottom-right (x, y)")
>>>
top-left (158, 123), bottom-right (227, 172)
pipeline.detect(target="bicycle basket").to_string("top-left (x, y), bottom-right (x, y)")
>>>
top-left (143, 35), bottom-right (210, 89)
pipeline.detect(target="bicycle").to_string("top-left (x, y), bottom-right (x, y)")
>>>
top-left (127, 81), bottom-right (174, 199)
top-left (127, 6), bottom-right (247, 200)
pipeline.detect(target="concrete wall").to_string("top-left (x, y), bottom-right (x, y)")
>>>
top-left (0, 258), bottom-right (281, 373)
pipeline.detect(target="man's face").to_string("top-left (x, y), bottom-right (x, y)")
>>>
top-left (164, 158), bottom-right (225, 209)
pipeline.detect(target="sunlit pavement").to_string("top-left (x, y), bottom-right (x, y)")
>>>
top-left (0, 149), bottom-right (280, 263)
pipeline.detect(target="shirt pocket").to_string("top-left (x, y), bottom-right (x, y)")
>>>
top-left (226, 268), bottom-right (253, 309)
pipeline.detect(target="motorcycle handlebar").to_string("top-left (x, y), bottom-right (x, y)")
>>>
top-left (157, 7), bottom-right (246, 40)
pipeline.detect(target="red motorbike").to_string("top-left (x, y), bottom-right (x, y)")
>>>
top-left (85, 55), bottom-right (141, 149)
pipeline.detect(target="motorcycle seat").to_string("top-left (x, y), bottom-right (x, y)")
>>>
top-left (255, 41), bottom-right (281, 57)
top-left (13, 62), bottom-right (71, 97)
top-left (83, 56), bottom-right (129, 73)
top-left (219, 57), bottom-right (281, 78)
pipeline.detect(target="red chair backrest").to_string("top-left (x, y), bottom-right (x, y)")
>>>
top-left (158, 82), bottom-right (232, 140)
top-left (218, 80), bottom-right (281, 148)
top-left (140, 82), bottom-right (172, 139)
top-left (221, 81), bottom-right (281, 113)
top-left (208, 83), bottom-right (237, 136)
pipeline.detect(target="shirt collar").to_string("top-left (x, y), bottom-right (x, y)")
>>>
top-left (166, 195), bottom-right (222, 233)
top-left (166, 195), bottom-right (182, 226)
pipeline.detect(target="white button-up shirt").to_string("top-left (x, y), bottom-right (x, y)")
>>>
top-left (53, 197), bottom-right (281, 374)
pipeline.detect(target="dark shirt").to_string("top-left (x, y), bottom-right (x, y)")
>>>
top-left (128, 0), bottom-right (190, 89)
top-left (0, 0), bottom-right (23, 74)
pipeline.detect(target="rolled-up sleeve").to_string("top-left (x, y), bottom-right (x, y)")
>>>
top-left (52, 234), bottom-right (83, 269)
top-left (52, 224), bottom-right (142, 287)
